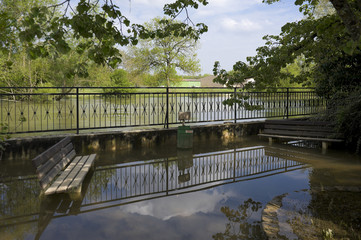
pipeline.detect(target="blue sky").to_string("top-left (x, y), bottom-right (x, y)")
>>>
top-left (115, 0), bottom-right (304, 74)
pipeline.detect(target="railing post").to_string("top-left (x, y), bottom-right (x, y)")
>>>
top-left (166, 157), bottom-right (169, 195)
top-left (286, 87), bottom-right (289, 119)
top-left (233, 149), bottom-right (236, 182)
top-left (165, 86), bottom-right (169, 129)
top-left (76, 87), bottom-right (79, 134)
top-left (234, 87), bottom-right (237, 123)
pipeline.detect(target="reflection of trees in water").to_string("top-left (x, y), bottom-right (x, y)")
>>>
top-left (304, 168), bottom-right (361, 239)
top-left (0, 222), bottom-right (37, 240)
top-left (0, 180), bottom-right (40, 216)
top-left (308, 190), bottom-right (361, 239)
top-left (309, 168), bottom-right (343, 189)
top-left (213, 198), bottom-right (266, 240)
top-left (0, 179), bottom-right (39, 239)
top-left (86, 168), bottom-right (117, 202)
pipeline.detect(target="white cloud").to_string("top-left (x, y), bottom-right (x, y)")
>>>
top-left (137, 0), bottom-right (174, 9)
top-left (120, 189), bottom-right (233, 220)
top-left (221, 17), bottom-right (262, 32)
top-left (112, 0), bottom-right (303, 74)
top-left (116, 0), bottom-right (172, 8)
top-left (197, 0), bottom-right (262, 17)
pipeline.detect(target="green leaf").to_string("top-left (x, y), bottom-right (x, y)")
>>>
top-left (124, 18), bottom-right (130, 27)
top-left (109, 57), bottom-right (121, 68)
top-left (77, 1), bottom-right (91, 14)
top-left (343, 40), bottom-right (357, 55)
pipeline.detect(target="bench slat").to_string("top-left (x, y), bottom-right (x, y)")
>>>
top-left (32, 137), bottom-right (72, 168)
top-left (67, 154), bottom-right (96, 191)
top-left (265, 120), bottom-right (331, 126)
top-left (263, 129), bottom-right (334, 138)
top-left (37, 143), bottom-right (74, 178)
top-left (39, 150), bottom-right (76, 189)
top-left (44, 156), bottom-right (82, 195)
top-left (265, 124), bottom-right (334, 133)
top-left (55, 156), bottom-right (90, 194)
top-left (258, 133), bottom-right (344, 142)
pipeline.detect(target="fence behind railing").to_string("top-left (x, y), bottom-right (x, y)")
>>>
top-left (0, 87), bottom-right (326, 134)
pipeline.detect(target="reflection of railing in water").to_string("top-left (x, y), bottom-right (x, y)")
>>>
top-left (82, 146), bottom-right (303, 210)
top-left (0, 146), bottom-right (305, 231)
top-left (286, 140), bottom-right (320, 149)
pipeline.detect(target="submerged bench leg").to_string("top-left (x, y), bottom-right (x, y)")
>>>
top-left (268, 137), bottom-right (273, 145)
top-left (69, 185), bottom-right (83, 200)
top-left (322, 141), bottom-right (329, 154)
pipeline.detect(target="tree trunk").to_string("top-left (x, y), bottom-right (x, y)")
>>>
top-left (8, 43), bottom-right (12, 61)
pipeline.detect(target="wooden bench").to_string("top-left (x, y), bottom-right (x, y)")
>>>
top-left (258, 119), bottom-right (344, 149)
top-left (32, 137), bottom-right (96, 196)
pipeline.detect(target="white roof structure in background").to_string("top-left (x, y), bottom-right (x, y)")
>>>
top-left (180, 76), bottom-right (255, 88)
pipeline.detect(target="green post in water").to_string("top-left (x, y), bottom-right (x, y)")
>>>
top-left (177, 125), bottom-right (193, 149)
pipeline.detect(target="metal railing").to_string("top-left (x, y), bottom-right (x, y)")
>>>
top-left (0, 87), bottom-right (326, 134)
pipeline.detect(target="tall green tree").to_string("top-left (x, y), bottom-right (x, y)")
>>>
top-left (126, 17), bottom-right (201, 87)
top-left (0, 0), bottom-right (58, 91)
top-left (0, 1), bottom-right (118, 89)
top-left (213, 0), bottom-right (360, 90)
top-left (213, 0), bottom-right (361, 151)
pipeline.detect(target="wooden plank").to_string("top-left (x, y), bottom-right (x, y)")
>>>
top-left (264, 124), bottom-right (334, 133)
top-left (67, 154), bottom-right (96, 192)
top-left (39, 150), bottom-right (76, 189)
top-left (37, 143), bottom-right (73, 178)
top-left (40, 150), bottom-right (76, 189)
top-left (263, 129), bottom-right (332, 138)
top-left (32, 137), bottom-right (71, 168)
top-left (265, 120), bottom-right (331, 126)
top-left (45, 156), bottom-right (82, 195)
top-left (55, 156), bottom-right (89, 193)
top-left (258, 133), bottom-right (344, 142)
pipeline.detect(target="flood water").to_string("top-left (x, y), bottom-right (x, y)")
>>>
top-left (1, 136), bottom-right (361, 239)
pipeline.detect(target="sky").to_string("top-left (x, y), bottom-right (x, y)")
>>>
top-left (114, 0), bottom-right (304, 74)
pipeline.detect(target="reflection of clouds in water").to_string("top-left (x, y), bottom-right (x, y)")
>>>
top-left (285, 169), bottom-right (310, 180)
top-left (120, 189), bottom-right (234, 220)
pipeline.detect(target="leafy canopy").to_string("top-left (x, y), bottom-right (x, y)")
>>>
top-left (214, 0), bottom-right (361, 151)
top-left (213, 0), bottom-right (361, 94)
top-left (10, 0), bottom-right (208, 68)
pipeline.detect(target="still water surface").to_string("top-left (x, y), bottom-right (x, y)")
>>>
top-left (1, 137), bottom-right (361, 239)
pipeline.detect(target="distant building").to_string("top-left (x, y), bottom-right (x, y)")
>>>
top-left (225, 78), bottom-right (255, 88)
top-left (245, 78), bottom-right (255, 84)
top-left (198, 76), bottom-right (223, 87)
top-left (176, 76), bottom-right (223, 88)
top-left (176, 76), bottom-right (255, 88)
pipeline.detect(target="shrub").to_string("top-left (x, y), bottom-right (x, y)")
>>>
top-left (103, 69), bottom-right (134, 94)
top-left (325, 88), bottom-right (361, 152)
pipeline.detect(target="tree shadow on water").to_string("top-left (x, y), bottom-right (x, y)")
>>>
top-left (213, 198), bottom-right (267, 240)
